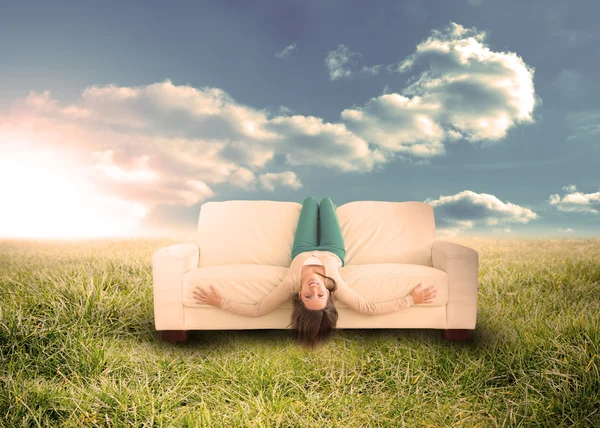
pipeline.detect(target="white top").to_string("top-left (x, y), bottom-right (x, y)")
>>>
top-left (303, 255), bottom-right (324, 266)
top-left (302, 253), bottom-right (342, 268)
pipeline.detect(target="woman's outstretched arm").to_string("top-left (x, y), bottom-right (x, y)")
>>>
top-left (193, 270), bottom-right (294, 317)
top-left (333, 274), bottom-right (436, 316)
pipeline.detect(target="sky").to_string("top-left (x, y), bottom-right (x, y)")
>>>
top-left (0, 0), bottom-right (599, 240)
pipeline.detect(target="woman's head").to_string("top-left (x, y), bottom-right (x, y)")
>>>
top-left (299, 269), bottom-right (330, 310)
top-left (288, 272), bottom-right (338, 349)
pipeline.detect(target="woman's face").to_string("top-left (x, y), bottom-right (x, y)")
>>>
top-left (299, 267), bottom-right (329, 310)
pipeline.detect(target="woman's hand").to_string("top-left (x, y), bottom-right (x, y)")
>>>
top-left (410, 283), bottom-right (437, 305)
top-left (193, 285), bottom-right (222, 308)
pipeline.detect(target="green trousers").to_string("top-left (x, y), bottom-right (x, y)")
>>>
top-left (291, 196), bottom-right (346, 267)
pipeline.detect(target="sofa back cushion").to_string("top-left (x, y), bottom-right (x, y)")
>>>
top-left (337, 201), bottom-right (435, 267)
top-left (197, 200), bottom-right (300, 267)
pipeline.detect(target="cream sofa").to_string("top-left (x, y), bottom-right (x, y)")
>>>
top-left (152, 200), bottom-right (479, 343)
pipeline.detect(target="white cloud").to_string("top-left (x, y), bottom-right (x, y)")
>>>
top-left (370, 23), bottom-right (536, 150)
top-left (75, 82), bottom-right (280, 146)
top-left (0, 20), bottom-right (545, 237)
top-left (278, 105), bottom-right (294, 116)
top-left (324, 45), bottom-right (385, 80)
top-left (548, 185), bottom-right (600, 214)
top-left (275, 44), bottom-right (297, 59)
top-left (3, 79), bottom-right (394, 203)
top-left (344, 22), bottom-right (538, 157)
top-left (0, 78), bottom-right (395, 239)
top-left (264, 115), bottom-right (389, 172)
top-left (0, 83), bottom-right (284, 237)
top-left (341, 93), bottom-right (447, 157)
top-left (326, 17), bottom-right (539, 156)
top-left (325, 22), bottom-right (538, 158)
top-left (424, 190), bottom-right (537, 235)
top-left (559, 228), bottom-right (574, 233)
top-left (93, 150), bottom-right (159, 183)
top-left (259, 171), bottom-right (302, 192)
top-left (228, 167), bottom-right (257, 190)
top-left (325, 44), bottom-right (362, 81)
top-left (359, 64), bottom-right (384, 76)
top-left (175, 180), bottom-right (216, 206)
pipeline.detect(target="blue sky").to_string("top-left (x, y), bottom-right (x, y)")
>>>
top-left (0, 0), bottom-right (598, 239)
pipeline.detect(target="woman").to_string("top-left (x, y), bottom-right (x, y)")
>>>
top-left (193, 196), bottom-right (436, 349)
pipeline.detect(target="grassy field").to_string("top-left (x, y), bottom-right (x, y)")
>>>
top-left (1, 237), bottom-right (599, 427)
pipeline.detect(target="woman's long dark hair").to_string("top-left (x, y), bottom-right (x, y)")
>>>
top-left (287, 272), bottom-right (338, 350)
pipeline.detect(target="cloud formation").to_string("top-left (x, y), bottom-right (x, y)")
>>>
top-left (425, 190), bottom-right (538, 235)
top-left (275, 44), bottom-right (297, 59)
top-left (0, 21), bottom-right (542, 237)
top-left (341, 22), bottom-right (538, 160)
top-left (325, 44), bottom-right (362, 81)
top-left (259, 171), bottom-right (302, 192)
top-left (548, 185), bottom-right (600, 214)
top-left (0, 78), bottom-right (393, 239)
top-left (264, 115), bottom-right (388, 171)
top-left (324, 44), bottom-right (387, 81)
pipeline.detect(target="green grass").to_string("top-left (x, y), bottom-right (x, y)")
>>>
top-left (1, 237), bottom-right (599, 427)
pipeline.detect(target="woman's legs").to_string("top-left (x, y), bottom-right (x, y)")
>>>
top-left (291, 196), bottom-right (319, 260)
top-left (317, 197), bottom-right (346, 267)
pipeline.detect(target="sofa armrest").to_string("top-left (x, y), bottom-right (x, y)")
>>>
top-left (152, 243), bottom-right (200, 330)
top-left (431, 240), bottom-right (479, 330)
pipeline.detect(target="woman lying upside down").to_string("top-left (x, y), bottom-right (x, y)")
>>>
top-left (193, 197), bottom-right (436, 349)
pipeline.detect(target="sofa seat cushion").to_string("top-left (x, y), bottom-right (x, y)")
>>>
top-left (334, 264), bottom-right (448, 309)
top-left (183, 264), bottom-right (293, 309)
top-left (183, 263), bottom-right (448, 310)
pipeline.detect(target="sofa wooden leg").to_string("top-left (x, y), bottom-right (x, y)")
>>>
top-left (443, 329), bottom-right (471, 341)
top-left (159, 330), bottom-right (189, 343)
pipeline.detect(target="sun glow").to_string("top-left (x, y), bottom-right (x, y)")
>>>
top-left (0, 140), bottom-right (149, 239)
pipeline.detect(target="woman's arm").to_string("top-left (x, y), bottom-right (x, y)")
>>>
top-left (333, 274), bottom-right (434, 316)
top-left (193, 270), bottom-right (294, 317)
